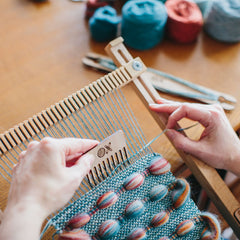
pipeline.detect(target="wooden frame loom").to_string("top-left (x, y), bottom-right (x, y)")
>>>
top-left (0, 37), bottom-right (239, 238)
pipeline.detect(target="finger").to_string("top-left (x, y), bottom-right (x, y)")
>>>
top-left (149, 103), bottom-right (180, 114)
top-left (12, 163), bottom-right (19, 174)
top-left (155, 98), bottom-right (178, 104)
top-left (167, 104), bottom-right (211, 129)
top-left (18, 150), bottom-right (26, 160)
top-left (69, 154), bottom-right (95, 180)
top-left (166, 129), bottom-right (204, 157)
top-left (65, 152), bottom-right (83, 167)
top-left (40, 137), bottom-right (99, 156)
top-left (0, 209), bottom-right (3, 224)
top-left (27, 140), bottom-right (39, 149)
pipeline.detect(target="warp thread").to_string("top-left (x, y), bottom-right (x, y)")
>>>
top-left (121, 0), bottom-right (168, 50)
top-left (204, 0), bottom-right (240, 43)
top-left (165, 0), bottom-right (203, 43)
top-left (89, 6), bottom-right (120, 42)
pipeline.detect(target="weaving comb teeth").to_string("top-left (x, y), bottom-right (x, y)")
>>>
top-left (82, 130), bottom-right (129, 187)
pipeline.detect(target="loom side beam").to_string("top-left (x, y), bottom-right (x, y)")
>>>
top-left (105, 37), bottom-right (240, 237)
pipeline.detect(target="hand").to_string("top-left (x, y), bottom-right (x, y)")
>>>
top-left (0, 137), bottom-right (98, 240)
top-left (0, 209), bottom-right (3, 225)
top-left (150, 99), bottom-right (240, 176)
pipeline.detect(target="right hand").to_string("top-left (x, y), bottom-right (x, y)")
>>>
top-left (150, 99), bottom-right (240, 176)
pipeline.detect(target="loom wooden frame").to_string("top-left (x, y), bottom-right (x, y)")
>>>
top-left (0, 37), bottom-right (239, 238)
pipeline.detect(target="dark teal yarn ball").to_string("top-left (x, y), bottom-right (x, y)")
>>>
top-left (121, 0), bottom-right (168, 50)
top-left (89, 6), bottom-right (121, 42)
top-left (204, 0), bottom-right (240, 43)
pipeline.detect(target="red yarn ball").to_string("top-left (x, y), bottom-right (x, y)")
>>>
top-left (165, 0), bottom-right (203, 43)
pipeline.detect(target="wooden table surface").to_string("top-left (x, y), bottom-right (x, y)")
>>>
top-left (1, 0), bottom-right (240, 173)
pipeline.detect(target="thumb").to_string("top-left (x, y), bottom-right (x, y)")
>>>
top-left (166, 129), bottom-right (202, 157)
top-left (69, 154), bottom-right (95, 180)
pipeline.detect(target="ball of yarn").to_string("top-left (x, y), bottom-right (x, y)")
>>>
top-left (127, 228), bottom-right (147, 240)
top-left (150, 211), bottom-right (170, 227)
top-left (192, 0), bottom-right (210, 16)
top-left (204, 0), bottom-right (240, 42)
top-left (66, 212), bottom-right (91, 229)
top-left (98, 219), bottom-right (120, 239)
top-left (121, 0), bottom-right (168, 50)
top-left (149, 184), bottom-right (168, 202)
top-left (200, 212), bottom-right (221, 240)
top-left (89, 6), bottom-right (120, 42)
top-left (148, 156), bottom-right (171, 175)
top-left (96, 190), bottom-right (118, 209)
top-left (58, 229), bottom-right (91, 240)
top-left (85, 0), bottom-right (109, 19)
top-left (125, 200), bottom-right (145, 219)
top-left (165, 0), bottom-right (203, 43)
top-left (175, 219), bottom-right (195, 236)
top-left (123, 172), bottom-right (144, 190)
top-left (171, 178), bottom-right (190, 209)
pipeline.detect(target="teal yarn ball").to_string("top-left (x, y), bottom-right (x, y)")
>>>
top-left (121, 0), bottom-right (168, 50)
top-left (204, 0), bottom-right (240, 43)
top-left (89, 6), bottom-right (121, 42)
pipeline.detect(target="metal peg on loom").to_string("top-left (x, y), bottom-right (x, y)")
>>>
top-left (82, 52), bottom-right (237, 111)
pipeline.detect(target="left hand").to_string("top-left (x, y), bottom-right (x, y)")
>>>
top-left (8, 137), bottom-right (99, 216)
top-left (0, 137), bottom-right (98, 240)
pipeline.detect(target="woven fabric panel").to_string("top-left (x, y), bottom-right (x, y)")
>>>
top-left (48, 153), bottom-right (217, 239)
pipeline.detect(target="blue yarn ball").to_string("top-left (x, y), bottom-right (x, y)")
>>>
top-left (89, 6), bottom-right (121, 42)
top-left (204, 0), bottom-right (240, 42)
top-left (121, 0), bottom-right (168, 50)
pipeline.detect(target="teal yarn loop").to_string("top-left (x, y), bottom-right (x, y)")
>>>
top-left (89, 6), bottom-right (121, 42)
top-left (121, 0), bottom-right (168, 50)
top-left (204, 0), bottom-right (240, 43)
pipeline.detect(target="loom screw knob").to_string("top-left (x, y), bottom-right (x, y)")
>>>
top-left (132, 60), bottom-right (143, 71)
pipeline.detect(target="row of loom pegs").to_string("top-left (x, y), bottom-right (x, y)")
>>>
top-left (84, 0), bottom-right (240, 50)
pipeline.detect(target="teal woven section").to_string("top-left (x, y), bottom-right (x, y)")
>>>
top-left (50, 153), bottom-right (213, 239)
